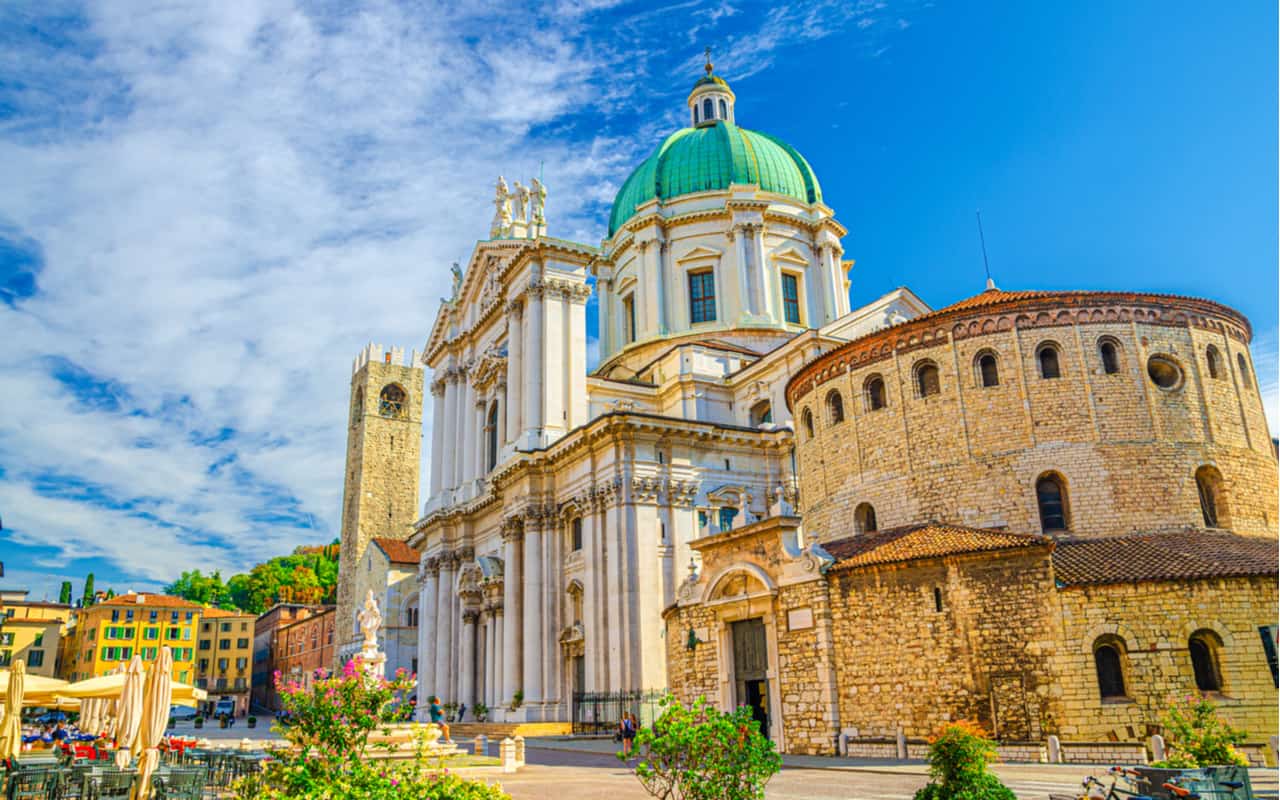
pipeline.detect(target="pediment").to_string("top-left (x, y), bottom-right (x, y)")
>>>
top-left (675, 245), bottom-right (722, 263)
top-left (706, 484), bottom-right (751, 505)
top-left (771, 246), bottom-right (810, 266)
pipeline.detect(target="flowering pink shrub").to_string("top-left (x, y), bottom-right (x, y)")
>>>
top-left (234, 661), bottom-right (508, 799)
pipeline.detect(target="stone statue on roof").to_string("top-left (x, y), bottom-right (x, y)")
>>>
top-left (450, 262), bottom-right (464, 301)
top-left (512, 181), bottom-right (529, 223)
top-left (530, 177), bottom-right (547, 225)
top-left (490, 176), bottom-right (512, 238)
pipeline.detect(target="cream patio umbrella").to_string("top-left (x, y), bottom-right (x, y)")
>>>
top-left (132, 648), bottom-right (173, 800)
top-left (0, 670), bottom-right (68, 707)
top-left (58, 671), bottom-right (205, 707)
top-left (113, 656), bottom-right (145, 768)
top-left (0, 660), bottom-right (24, 761)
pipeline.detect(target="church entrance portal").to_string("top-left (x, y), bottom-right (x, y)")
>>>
top-left (731, 618), bottom-right (770, 738)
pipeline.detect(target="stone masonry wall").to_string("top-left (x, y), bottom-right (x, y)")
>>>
top-left (1053, 576), bottom-right (1279, 744)
top-left (795, 316), bottom-right (1278, 543)
top-left (829, 548), bottom-right (1063, 742)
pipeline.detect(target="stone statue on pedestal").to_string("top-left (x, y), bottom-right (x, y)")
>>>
top-left (358, 589), bottom-right (387, 678)
top-left (490, 176), bottom-right (512, 238)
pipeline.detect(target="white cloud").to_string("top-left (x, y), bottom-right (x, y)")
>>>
top-left (0, 0), bottom-right (922, 597)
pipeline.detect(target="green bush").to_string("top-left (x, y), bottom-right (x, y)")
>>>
top-left (912, 721), bottom-right (1015, 800)
top-left (622, 695), bottom-right (781, 800)
top-left (1151, 695), bottom-right (1249, 768)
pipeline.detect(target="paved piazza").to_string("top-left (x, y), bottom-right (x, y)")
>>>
top-left (485, 743), bottom-right (1280, 800)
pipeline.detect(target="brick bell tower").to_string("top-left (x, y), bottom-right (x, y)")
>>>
top-left (334, 343), bottom-right (424, 666)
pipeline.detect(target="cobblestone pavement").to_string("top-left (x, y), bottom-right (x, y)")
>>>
top-left (486, 742), bottom-right (1279, 800)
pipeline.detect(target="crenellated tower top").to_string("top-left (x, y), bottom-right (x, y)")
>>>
top-left (352, 343), bottom-right (422, 376)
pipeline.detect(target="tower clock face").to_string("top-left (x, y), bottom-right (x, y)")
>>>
top-left (379, 384), bottom-right (406, 418)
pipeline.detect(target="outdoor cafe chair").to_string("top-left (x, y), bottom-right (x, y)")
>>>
top-left (83, 769), bottom-right (134, 800)
top-left (151, 767), bottom-right (206, 800)
top-left (5, 767), bottom-right (59, 800)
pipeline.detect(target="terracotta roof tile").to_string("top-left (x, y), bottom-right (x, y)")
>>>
top-left (825, 523), bottom-right (1050, 570)
top-left (373, 537), bottom-right (421, 565)
top-left (1052, 530), bottom-right (1278, 587)
top-left (98, 592), bottom-right (205, 609)
top-left (200, 607), bottom-right (253, 618)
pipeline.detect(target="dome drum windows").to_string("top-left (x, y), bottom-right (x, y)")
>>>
top-left (974, 351), bottom-right (1000, 388)
top-left (1195, 466), bottom-right (1229, 529)
top-left (854, 503), bottom-right (877, 534)
top-left (1146, 354), bottom-right (1184, 391)
top-left (1205, 345), bottom-right (1224, 380)
top-left (1036, 343), bottom-right (1063, 380)
top-left (826, 390), bottom-right (845, 424)
top-left (864, 375), bottom-right (887, 411)
top-left (378, 384), bottom-right (407, 418)
top-left (1035, 472), bottom-right (1069, 533)
top-left (914, 361), bottom-right (941, 398)
top-left (1098, 339), bottom-right (1122, 375)
top-left (688, 270), bottom-right (717, 324)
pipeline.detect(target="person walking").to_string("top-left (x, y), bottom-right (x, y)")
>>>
top-left (429, 696), bottom-right (451, 743)
top-left (619, 711), bottom-right (637, 757)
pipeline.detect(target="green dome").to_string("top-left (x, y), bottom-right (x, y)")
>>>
top-left (607, 121), bottom-right (823, 236)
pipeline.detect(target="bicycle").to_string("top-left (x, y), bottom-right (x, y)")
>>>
top-left (1162, 773), bottom-right (1249, 800)
top-left (1047, 767), bottom-right (1155, 800)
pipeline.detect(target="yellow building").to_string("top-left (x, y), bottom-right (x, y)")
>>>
top-left (0, 590), bottom-right (69, 678)
top-left (61, 592), bottom-right (201, 684)
top-left (195, 607), bottom-right (255, 716)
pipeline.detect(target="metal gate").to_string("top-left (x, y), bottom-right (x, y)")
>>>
top-left (570, 690), bottom-right (667, 735)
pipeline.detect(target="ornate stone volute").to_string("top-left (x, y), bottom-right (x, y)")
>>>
top-left (631, 475), bottom-right (665, 504)
top-left (669, 480), bottom-right (699, 507)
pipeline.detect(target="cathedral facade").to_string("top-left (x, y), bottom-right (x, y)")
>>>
top-left (334, 61), bottom-right (1279, 753)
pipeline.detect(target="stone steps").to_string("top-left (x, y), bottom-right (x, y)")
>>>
top-left (449, 721), bottom-right (572, 739)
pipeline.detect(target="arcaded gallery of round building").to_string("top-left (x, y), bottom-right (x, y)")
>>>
top-left (664, 287), bottom-right (1278, 761)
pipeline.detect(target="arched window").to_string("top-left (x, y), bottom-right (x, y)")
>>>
top-left (1195, 465), bottom-right (1228, 529)
top-left (486, 400), bottom-right (500, 471)
top-left (1188, 631), bottom-right (1224, 692)
top-left (976, 352), bottom-right (999, 387)
top-left (865, 375), bottom-right (887, 411)
top-left (702, 98), bottom-right (714, 121)
top-left (1037, 343), bottom-right (1062, 379)
top-left (802, 408), bottom-right (815, 439)
top-left (749, 400), bottom-right (772, 427)
top-left (855, 502), bottom-right (877, 534)
top-left (1035, 472), bottom-right (1069, 532)
top-left (692, 104), bottom-right (699, 124)
top-left (1236, 353), bottom-right (1254, 390)
top-left (719, 98), bottom-right (728, 119)
top-left (1093, 637), bottom-right (1128, 700)
top-left (1205, 345), bottom-right (1223, 380)
top-left (826, 391), bottom-right (845, 424)
top-left (1099, 339), bottom-right (1121, 375)
top-left (915, 361), bottom-right (940, 398)
top-left (570, 517), bottom-right (583, 552)
top-left (379, 384), bottom-right (407, 417)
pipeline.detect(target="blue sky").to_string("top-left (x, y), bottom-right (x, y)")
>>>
top-left (1, 0), bottom-right (1275, 601)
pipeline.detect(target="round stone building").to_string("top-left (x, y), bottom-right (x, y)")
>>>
top-left (785, 287), bottom-right (1277, 542)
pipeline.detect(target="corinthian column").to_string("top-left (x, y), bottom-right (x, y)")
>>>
top-left (522, 281), bottom-right (544, 447)
top-left (416, 558), bottom-right (439, 717)
top-left (505, 302), bottom-right (523, 446)
top-left (459, 609), bottom-right (478, 706)
top-left (434, 554), bottom-right (455, 702)
top-left (522, 510), bottom-right (545, 711)
top-left (501, 520), bottom-right (523, 710)
top-left (429, 382), bottom-right (446, 497)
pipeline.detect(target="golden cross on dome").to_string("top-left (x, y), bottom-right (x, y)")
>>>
top-left (704, 46), bottom-right (713, 74)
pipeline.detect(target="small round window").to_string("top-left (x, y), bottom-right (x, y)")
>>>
top-left (1146, 355), bottom-right (1183, 390)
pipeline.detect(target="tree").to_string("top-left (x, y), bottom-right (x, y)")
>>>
top-left (81, 573), bottom-right (95, 606)
top-left (164, 570), bottom-right (230, 607)
top-left (623, 696), bottom-right (781, 800)
top-left (58, 581), bottom-right (72, 605)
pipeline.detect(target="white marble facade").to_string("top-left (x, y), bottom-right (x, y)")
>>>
top-left (409, 74), bottom-right (931, 722)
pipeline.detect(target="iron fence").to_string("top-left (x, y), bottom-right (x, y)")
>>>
top-left (571, 689), bottom-right (668, 735)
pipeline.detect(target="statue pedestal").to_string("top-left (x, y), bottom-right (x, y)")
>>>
top-left (360, 648), bottom-right (386, 680)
